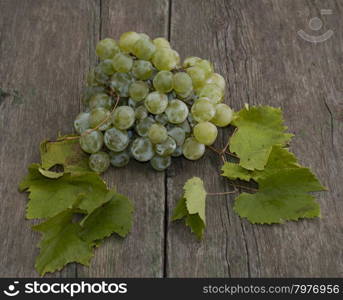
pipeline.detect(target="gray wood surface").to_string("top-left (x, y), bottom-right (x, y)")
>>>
top-left (0, 0), bottom-right (342, 278)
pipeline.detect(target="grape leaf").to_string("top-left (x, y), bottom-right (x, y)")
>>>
top-left (19, 164), bottom-right (109, 219)
top-left (40, 136), bottom-right (91, 173)
top-left (221, 162), bottom-right (253, 181)
top-left (80, 191), bottom-right (134, 242)
top-left (33, 209), bottom-right (93, 276)
top-left (172, 177), bottom-right (207, 239)
top-left (38, 167), bottom-right (64, 179)
top-left (230, 106), bottom-right (293, 170)
top-left (234, 168), bottom-right (326, 224)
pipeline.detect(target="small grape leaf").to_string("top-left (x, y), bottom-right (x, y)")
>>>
top-left (221, 162), bottom-right (253, 181)
top-left (230, 106), bottom-right (293, 170)
top-left (33, 209), bottom-right (93, 276)
top-left (234, 168), bottom-right (326, 224)
top-left (40, 136), bottom-right (91, 173)
top-left (172, 177), bottom-right (206, 239)
top-left (80, 191), bottom-right (134, 242)
top-left (19, 164), bottom-right (109, 219)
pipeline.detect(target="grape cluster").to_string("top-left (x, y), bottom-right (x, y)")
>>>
top-left (74, 32), bottom-right (233, 173)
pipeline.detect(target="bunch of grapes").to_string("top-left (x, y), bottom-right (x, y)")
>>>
top-left (74, 31), bottom-right (233, 173)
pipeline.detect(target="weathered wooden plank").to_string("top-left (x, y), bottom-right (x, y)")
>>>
top-left (77, 0), bottom-right (170, 277)
top-left (0, 0), bottom-right (99, 277)
top-left (167, 0), bottom-right (343, 277)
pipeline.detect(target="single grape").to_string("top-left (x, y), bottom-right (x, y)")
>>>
top-left (110, 72), bottom-right (132, 97)
top-left (94, 65), bottom-right (109, 85)
top-left (89, 93), bottom-right (112, 110)
top-left (83, 86), bottom-right (106, 107)
top-left (182, 137), bottom-right (205, 160)
top-left (132, 60), bottom-right (154, 80)
top-left (96, 38), bottom-right (120, 60)
top-left (191, 98), bottom-right (216, 122)
top-left (98, 59), bottom-right (116, 75)
top-left (152, 48), bottom-right (178, 71)
top-left (173, 72), bottom-right (193, 95)
top-left (177, 119), bottom-right (191, 135)
top-left (148, 123), bottom-right (168, 144)
top-left (74, 112), bottom-right (90, 134)
top-left (132, 38), bottom-right (156, 60)
top-left (211, 103), bottom-right (233, 127)
top-left (150, 155), bottom-right (171, 171)
top-left (109, 150), bottom-right (130, 167)
top-left (196, 83), bottom-right (223, 103)
top-left (119, 31), bottom-right (141, 53)
top-left (153, 71), bottom-right (173, 93)
top-left (175, 88), bottom-right (193, 100)
top-left (155, 113), bottom-right (168, 125)
top-left (172, 146), bottom-right (183, 157)
top-left (172, 50), bottom-right (181, 67)
top-left (130, 137), bottom-right (154, 162)
top-left (112, 52), bottom-right (133, 73)
top-left (112, 106), bottom-right (135, 130)
top-left (165, 99), bottom-right (189, 124)
top-left (167, 126), bottom-right (185, 146)
top-left (153, 37), bottom-right (171, 49)
top-left (104, 127), bottom-right (130, 152)
top-left (193, 121), bottom-right (218, 145)
top-left (194, 59), bottom-right (213, 75)
top-left (206, 73), bottom-right (226, 91)
top-left (139, 33), bottom-right (150, 40)
top-left (129, 81), bottom-right (149, 101)
top-left (144, 91), bottom-right (168, 114)
top-left (135, 105), bottom-right (148, 121)
top-left (135, 116), bottom-right (156, 137)
top-left (89, 107), bottom-right (112, 131)
top-left (80, 130), bottom-right (104, 154)
top-left (182, 56), bottom-right (201, 68)
top-left (89, 151), bottom-right (110, 173)
top-left (186, 66), bottom-right (206, 89)
top-left (154, 136), bottom-right (176, 157)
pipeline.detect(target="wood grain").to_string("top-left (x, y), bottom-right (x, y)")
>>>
top-left (167, 0), bottom-right (343, 277)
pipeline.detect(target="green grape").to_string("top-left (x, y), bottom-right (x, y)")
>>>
top-left (132, 38), bottom-right (156, 60)
top-left (187, 113), bottom-right (198, 127)
top-left (96, 38), bottom-right (120, 60)
top-left (154, 136), bottom-right (176, 157)
top-left (191, 98), bottom-right (216, 122)
top-left (135, 116), bottom-right (156, 137)
top-left (132, 60), bottom-right (154, 80)
top-left (129, 81), bottom-right (149, 101)
top-left (177, 120), bottom-right (191, 135)
top-left (206, 73), bottom-right (226, 91)
top-left (148, 124), bottom-right (168, 144)
top-left (152, 48), bottom-right (178, 71)
top-left (172, 50), bottom-right (181, 67)
top-left (182, 56), bottom-right (201, 68)
top-left (155, 113), bottom-right (168, 125)
top-left (175, 89), bottom-right (193, 100)
top-left (150, 155), bottom-right (171, 171)
top-left (80, 130), bottom-right (104, 154)
top-left (194, 59), bottom-right (213, 75)
top-left (165, 99), bottom-right (189, 124)
top-left (74, 112), bottom-right (90, 134)
top-left (182, 137), bottom-right (205, 160)
top-left (112, 106), bottom-right (135, 130)
top-left (139, 33), bottom-right (150, 40)
top-left (89, 107), bottom-right (112, 131)
top-left (167, 126), bottom-right (185, 146)
top-left (89, 151), bottom-right (110, 173)
top-left (104, 127), bottom-right (129, 152)
top-left (196, 83), bottom-right (223, 103)
top-left (83, 86), bottom-right (106, 106)
top-left (94, 65), bottom-right (109, 85)
top-left (193, 121), bottom-right (218, 145)
top-left (130, 137), bottom-right (154, 162)
top-left (144, 91), bottom-right (168, 114)
top-left (119, 31), bottom-right (141, 53)
top-left (112, 52), bottom-right (133, 73)
top-left (98, 59), bottom-right (116, 75)
top-left (109, 150), bottom-right (130, 167)
top-left (186, 66), bottom-right (206, 89)
top-left (89, 93), bottom-right (112, 110)
top-left (153, 37), bottom-right (171, 49)
top-left (211, 103), bottom-right (233, 127)
top-left (173, 72), bottom-right (193, 95)
top-left (153, 71), bottom-right (173, 93)
top-left (135, 105), bottom-right (148, 120)
top-left (172, 146), bottom-right (183, 157)
top-left (110, 72), bottom-right (132, 97)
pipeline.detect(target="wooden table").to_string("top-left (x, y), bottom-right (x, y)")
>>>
top-left (0, 0), bottom-right (342, 277)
